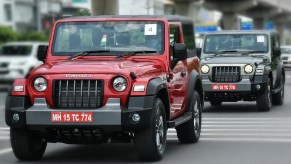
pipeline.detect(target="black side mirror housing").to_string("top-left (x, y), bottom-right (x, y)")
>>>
top-left (171, 43), bottom-right (187, 69)
top-left (196, 48), bottom-right (201, 59)
top-left (273, 47), bottom-right (281, 57)
top-left (37, 45), bottom-right (48, 62)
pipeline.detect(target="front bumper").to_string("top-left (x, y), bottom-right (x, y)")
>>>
top-left (202, 75), bottom-right (268, 101)
top-left (6, 96), bottom-right (155, 132)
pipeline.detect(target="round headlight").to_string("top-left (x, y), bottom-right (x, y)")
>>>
top-left (113, 77), bottom-right (127, 92)
top-left (244, 65), bottom-right (253, 74)
top-left (34, 77), bottom-right (48, 92)
top-left (201, 65), bottom-right (210, 74)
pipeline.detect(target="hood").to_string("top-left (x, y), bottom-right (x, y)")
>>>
top-left (201, 55), bottom-right (267, 65)
top-left (33, 58), bottom-right (166, 77)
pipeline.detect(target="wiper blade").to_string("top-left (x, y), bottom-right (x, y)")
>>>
top-left (66, 50), bottom-right (110, 60)
top-left (242, 51), bottom-right (266, 56)
top-left (214, 50), bottom-right (238, 56)
top-left (116, 50), bottom-right (157, 58)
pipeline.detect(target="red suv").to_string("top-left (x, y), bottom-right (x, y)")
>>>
top-left (6, 15), bottom-right (203, 161)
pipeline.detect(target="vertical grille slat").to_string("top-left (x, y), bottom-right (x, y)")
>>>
top-left (212, 66), bottom-right (241, 82)
top-left (54, 80), bottom-right (103, 109)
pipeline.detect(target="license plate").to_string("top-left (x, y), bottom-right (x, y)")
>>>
top-left (51, 112), bottom-right (93, 123)
top-left (212, 84), bottom-right (237, 91)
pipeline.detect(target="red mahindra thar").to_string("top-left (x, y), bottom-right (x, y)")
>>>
top-left (5, 15), bottom-right (203, 161)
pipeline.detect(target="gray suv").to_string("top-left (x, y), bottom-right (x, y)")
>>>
top-left (200, 31), bottom-right (285, 111)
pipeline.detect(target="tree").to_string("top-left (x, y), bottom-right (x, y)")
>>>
top-left (73, 9), bottom-right (91, 16)
top-left (0, 26), bottom-right (18, 44)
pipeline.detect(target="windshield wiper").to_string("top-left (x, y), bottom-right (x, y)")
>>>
top-left (214, 50), bottom-right (239, 56)
top-left (66, 50), bottom-right (110, 60)
top-left (116, 50), bottom-right (157, 58)
top-left (242, 51), bottom-right (266, 56)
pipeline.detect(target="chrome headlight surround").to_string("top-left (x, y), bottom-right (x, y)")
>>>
top-left (244, 64), bottom-right (253, 74)
top-left (113, 76), bottom-right (127, 92)
top-left (201, 65), bottom-right (210, 74)
top-left (34, 77), bottom-right (48, 92)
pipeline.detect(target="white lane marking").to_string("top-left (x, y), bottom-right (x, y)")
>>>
top-left (0, 148), bottom-right (12, 156)
top-left (0, 137), bottom-right (9, 140)
top-left (202, 129), bottom-right (291, 132)
top-left (202, 125), bottom-right (291, 128)
top-left (0, 128), bottom-right (9, 130)
top-left (286, 75), bottom-right (291, 78)
top-left (202, 122), bottom-right (291, 124)
top-left (199, 138), bottom-right (291, 143)
top-left (201, 133), bottom-right (291, 137)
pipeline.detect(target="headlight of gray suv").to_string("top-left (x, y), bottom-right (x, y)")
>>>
top-left (34, 77), bottom-right (48, 92)
top-left (244, 64), bottom-right (253, 74)
top-left (113, 76), bottom-right (127, 92)
top-left (201, 65), bottom-right (210, 74)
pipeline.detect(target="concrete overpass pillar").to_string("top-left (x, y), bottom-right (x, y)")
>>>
top-left (174, 2), bottom-right (191, 16)
top-left (221, 12), bottom-right (239, 30)
top-left (91, 0), bottom-right (119, 15)
top-left (276, 23), bottom-right (285, 45)
top-left (253, 18), bottom-right (265, 30)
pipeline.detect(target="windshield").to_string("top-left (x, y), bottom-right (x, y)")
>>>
top-left (203, 34), bottom-right (269, 54)
top-left (52, 21), bottom-right (165, 56)
top-left (281, 47), bottom-right (291, 54)
top-left (0, 45), bottom-right (32, 56)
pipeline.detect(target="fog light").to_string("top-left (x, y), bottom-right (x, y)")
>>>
top-left (256, 84), bottom-right (261, 90)
top-left (12, 113), bottom-right (20, 122)
top-left (131, 113), bottom-right (140, 123)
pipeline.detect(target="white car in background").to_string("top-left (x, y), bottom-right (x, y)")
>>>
top-left (0, 42), bottom-right (48, 84)
top-left (281, 45), bottom-right (291, 68)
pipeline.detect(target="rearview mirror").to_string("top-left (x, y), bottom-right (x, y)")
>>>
top-left (273, 47), bottom-right (281, 57)
top-left (37, 45), bottom-right (48, 62)
top-left (171, 43), bottom-right (187, 69)
top-left (196, 48), bottom-right (201, 59)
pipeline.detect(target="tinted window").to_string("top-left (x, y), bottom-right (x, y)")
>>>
top-left (53, 21), bottom-right (165, 56)
top-left (182, 24), bottom-right (195, 51)
top-left (0, 45), bottom-right (32, 56)
top-left (204, 34), bottom-right (269, 54)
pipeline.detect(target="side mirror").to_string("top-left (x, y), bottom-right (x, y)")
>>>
top-left (171, 43), bottom-right (187, 69)
top-left (196, 48), bottom-right (201, 59)
top-left (37, 45), bottom-right (48, 62)
top-left (273, 47), bottom-right (281, 57)
top-left (173, 43), bottom-right (188, 60)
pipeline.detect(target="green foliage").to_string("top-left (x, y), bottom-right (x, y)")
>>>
top-left (73, 9), bottom-right (91, 16)
top-left (18, 32), bottom-right (49, 41)
top-left (0, 26), bottom-right (18, 44)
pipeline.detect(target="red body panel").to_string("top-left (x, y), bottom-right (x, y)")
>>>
top-left (11, 17), bottom-right (200, 121)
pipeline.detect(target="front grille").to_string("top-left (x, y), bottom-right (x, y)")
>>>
top-left (282, 57), bottom-right (288, 60)
top-left (54, 80), bottom-right (103, 108)
top-left (212, 66), bottom-right (241, 82)
top-left (0, 63), bottom-right (8, 68)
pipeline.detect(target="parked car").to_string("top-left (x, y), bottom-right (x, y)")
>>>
top-left (200, 30), bottom-right (285, 111)
top-left (5, 15), bottom-right (203, 161)
top-left (0, 42), bottom-right (48, 84)
top-left (280, 45), bottom-right (291, 68)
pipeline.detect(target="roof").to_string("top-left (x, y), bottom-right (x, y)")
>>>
top-left (62, 15), bottom-right (194, 24)
top-left (205, 30), bottom-right (278, 35)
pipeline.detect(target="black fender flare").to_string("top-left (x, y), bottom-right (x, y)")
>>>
top-left (146, 78), bottom-right (168, 95)
top-left (185, 70), bottom-right (202, 112)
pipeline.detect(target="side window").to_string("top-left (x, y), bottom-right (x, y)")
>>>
top-left (169, 26), bottom-right (180, 59)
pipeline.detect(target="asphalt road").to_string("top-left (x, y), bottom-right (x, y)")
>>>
top-left (0, 70), bottom-right (291, 164)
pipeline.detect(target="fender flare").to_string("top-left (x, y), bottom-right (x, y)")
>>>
top-left (185, 70), bottom-right (202, 112)
top-left (146, 78), bottom-right (168, 95)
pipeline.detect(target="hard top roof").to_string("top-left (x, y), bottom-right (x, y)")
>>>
top-left (63, 15), bottom-right (194, 24)
top-left (205, 30), bottom-right (278, 35)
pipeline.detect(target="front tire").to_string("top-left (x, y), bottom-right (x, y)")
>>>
top-left (10, 128), bottom-right (47, 161)
top-left (257, 78), bottom-right (272, 112)
top-left (176, 91), bottom-right (202, 143)
top-left (135, 98), bottom-right (167, 161)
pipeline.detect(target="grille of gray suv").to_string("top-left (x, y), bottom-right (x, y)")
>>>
top-left (54, 80), bottom-right (103, 108)
top-left (212, 66), bottom-right (241, 82)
